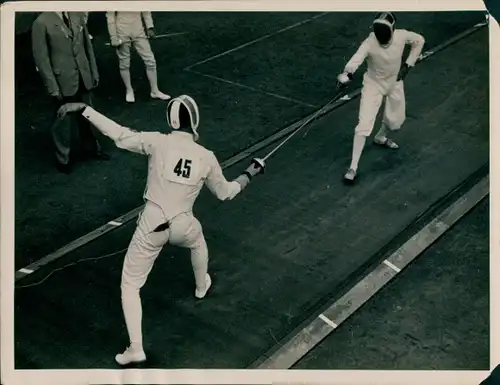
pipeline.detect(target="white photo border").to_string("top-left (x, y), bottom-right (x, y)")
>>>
top-left (1, 1), bottom-right (496, 384)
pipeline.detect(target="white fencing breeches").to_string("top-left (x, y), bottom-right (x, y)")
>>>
top-left (120, 202), bottom-right (208, 348)
top-left (354, 76), bottom-right (406, 137)
top-left (116, 38), bottom-right (156, 71)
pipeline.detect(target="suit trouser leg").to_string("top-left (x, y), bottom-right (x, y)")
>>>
top-left (72, 76), bottom-right (104, 156)
top-left (51, 95), bottom-right (77, 166)
top-left (76, 86), bottom-right (103, 156)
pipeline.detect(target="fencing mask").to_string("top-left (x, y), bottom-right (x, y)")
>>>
top-left (166, 95), bottom-right (200, 141)
top-left (372, 12), bottom-right (396, 46)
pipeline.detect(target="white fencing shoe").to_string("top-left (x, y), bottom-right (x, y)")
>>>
top-left (115, 346), bottom-right (146, 366)
top-left (344, 168), bottom-right (357, 183)
top-left (374, 137), bottom-right (399, 149)
top-left (150, 90), bottom-right (171, 100)
top-left (195, 274), bottom-right (212, 299)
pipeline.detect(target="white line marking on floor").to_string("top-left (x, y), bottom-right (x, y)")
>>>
top-left (15, 22), bottom-right (488, 283)
top-left (186, 68), bottom-right (317, 108)
top-left (318, 314), bottom-right (338, 329)
top-left (383, 259), bottom-right (401, 273)
top-left (18, 268), bottom-right (33, 275)
top-left (253, 174), bottom-right (488, 369)
top-left (184, 12), bottom-right (328, 69)
top-left (108, 221), bottom-right (123, 226)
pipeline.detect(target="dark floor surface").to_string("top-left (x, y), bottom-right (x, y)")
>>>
top-left (14, 11), bottom-right (487, 269)
top-left (13, 12), bottom-right (489, 369)
top-left (294, 198), bottom-right (490, 371)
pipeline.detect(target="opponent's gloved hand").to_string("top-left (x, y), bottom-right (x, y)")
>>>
top-left (336, 72), bottom-right (353, 88)
top-left (247, 158), bottom-right (266, 176)
top-left (147, 28), bottom-right (156, 38)
top-left (235, 158), bottom-right (266, 190)
top-left (397, 63), bottom-right (411, 81)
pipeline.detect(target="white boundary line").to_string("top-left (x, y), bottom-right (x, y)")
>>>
top-left (253, 175), bottom-right (489, 369)
top-left (185, 68), bottom-right (318, 108)
top-left (13, 19), bottom-right (489, 283)
top-left (184, 12), bottom-right (329, 70)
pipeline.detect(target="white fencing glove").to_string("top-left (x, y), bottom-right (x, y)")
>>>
top-left (336, 72), bottom-right (353, 88)
top-left (235, 158), bottom-right (266, 190)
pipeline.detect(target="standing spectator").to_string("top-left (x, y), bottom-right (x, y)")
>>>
top-left (106, 12), bottom-right (171, 103)
top-left (32, 11), bottom-right (109, 174)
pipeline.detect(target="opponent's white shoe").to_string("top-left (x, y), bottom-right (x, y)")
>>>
top-left (115, 346), bottom-right (146, 366)
top-left (195, 274), bottom-right (212, 299)
top-left (150, 90), bottom-right (171, 100)
top-left (374, 136), bottom-right (399, 149)
top-left (344, 168), bottom-right (357, 183)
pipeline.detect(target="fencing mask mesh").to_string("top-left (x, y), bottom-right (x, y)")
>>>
top-left (373, 12), bottom-right (396, 46)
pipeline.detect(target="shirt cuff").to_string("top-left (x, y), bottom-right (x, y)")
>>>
top-left (81, 106), bottom-right (124, 141)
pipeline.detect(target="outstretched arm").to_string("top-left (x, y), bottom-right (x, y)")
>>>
top-left (57, 103), bottom-right (157, 155)
top-left (337, 36), bottom-right (371, 87)
top-left (344, 36), bottom-right (371, 75)
top-left (204, 153), bottom-right (265, 201)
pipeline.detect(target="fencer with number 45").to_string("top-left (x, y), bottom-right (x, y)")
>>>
top-left (337, 12), bottom-right (425, 183)
top-left (57, 96), bottom-right (266, 366)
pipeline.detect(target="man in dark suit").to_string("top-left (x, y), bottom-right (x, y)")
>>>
top-left (32, 11), bottom-right (109, 174)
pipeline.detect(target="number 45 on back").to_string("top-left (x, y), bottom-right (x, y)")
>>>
top-left (174, 158), bottom-right (192, 178)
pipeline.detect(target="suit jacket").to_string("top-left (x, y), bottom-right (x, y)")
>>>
top-left (32, 12), bottom-right (99, 97)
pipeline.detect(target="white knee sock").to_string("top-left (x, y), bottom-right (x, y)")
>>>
top-left (121, 285), bottom-right (143, 352)
top-left (349, 134), bottom-right (367, 172)
top-left (190, 239), bottom-right (209, 289)
top-left (375, 123), bottom-right (389, 141)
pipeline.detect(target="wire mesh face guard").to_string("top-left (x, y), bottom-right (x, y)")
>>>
top-left (372, 12), bottom-right (396, 46)
top-left (166, 95), bottom-right (200, 141)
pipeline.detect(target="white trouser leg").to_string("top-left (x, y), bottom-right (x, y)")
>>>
top-left (350, 78), bottom-right (384, 171)
top-left (133, 38), bottom-right (170, 100)
top-left (117, 203), bottom-right (169, 364)
top-left (168, 213), bottom-right (210, 296)
top-left (382, 80), bottom-right (406, 132)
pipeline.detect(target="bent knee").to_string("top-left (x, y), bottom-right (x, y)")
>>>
top-left (384, 117), bottom-right (405, 131)
top-left (121, 279), bottom-right (140, 295)
top-left (355, 122), bottom-right (374, 137)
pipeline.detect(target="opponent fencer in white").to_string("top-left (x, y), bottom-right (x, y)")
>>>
top-left (57, 96), bottom-right (266, 366)
top-left (337, 12), bottom-right (425, 183)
